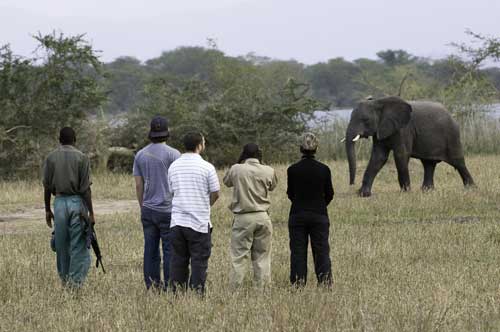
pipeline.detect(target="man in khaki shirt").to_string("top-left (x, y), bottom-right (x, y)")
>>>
top-left (223, 143), bottom-right (278, 288)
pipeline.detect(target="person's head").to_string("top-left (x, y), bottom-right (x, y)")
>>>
top-left (59, 127), bottom-right (76, 145)
top-left (237, 143), bottom-right (262, 163)
top-left (148, 116), bottom-right (169, 143)
top-left (299, 132), bottom-right (318, 156)
top-left (183, 131), bottom-right (205, 153)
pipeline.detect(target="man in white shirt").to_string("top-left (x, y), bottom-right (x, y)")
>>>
top-left (168, 132), bottom-right (220, 294)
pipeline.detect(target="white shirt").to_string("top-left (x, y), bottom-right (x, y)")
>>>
top-left (168, 153), bottom-right (220, 233)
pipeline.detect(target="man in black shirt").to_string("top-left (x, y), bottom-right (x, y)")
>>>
top-left (287, 132), bottom-right (334, 286)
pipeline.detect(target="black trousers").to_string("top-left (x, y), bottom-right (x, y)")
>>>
top-left (169, 226), bottom-right (211, 294)
top-left (289, 212), bottom-right (332, 286)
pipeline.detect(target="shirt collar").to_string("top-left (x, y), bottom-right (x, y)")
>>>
top-left (244, 158), bottom-right (260, 164)
top-left (60, 145), bottom-right (77, 151)
top-left (301, 154), bottom-right (315, 159)
top-left (183, 152), bottom-right (202, 159)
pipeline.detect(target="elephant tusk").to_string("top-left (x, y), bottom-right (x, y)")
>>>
top-left (340, 137), bottom-right (346, 143)
top-left (352, 135), bottom-right (360, 142)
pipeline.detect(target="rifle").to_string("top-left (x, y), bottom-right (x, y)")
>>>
top-left (80, 203), bottom-right (106, 273)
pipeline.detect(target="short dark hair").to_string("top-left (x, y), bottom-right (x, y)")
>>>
top-left (59, 127), bottom-right (76, 145)
top-left (183, 132), bottom-right (204, 152)
top-left (149, 136), bottom-right (168, 143)
top-left (238, 143), bottom-right (262, 163)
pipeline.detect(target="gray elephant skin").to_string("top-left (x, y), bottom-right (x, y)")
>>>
top-left (345, 96), bottom-right (474, 197)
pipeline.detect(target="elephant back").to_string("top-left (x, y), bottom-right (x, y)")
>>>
top-left (409, 101), bottom-right (463, 161)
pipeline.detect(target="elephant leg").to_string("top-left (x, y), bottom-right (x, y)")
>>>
top-left (421, 159), bottom-right (437, 191)
top-left (393, 151), bottom-right (411, 191)
top-left (359, 144), bottom-right (390, 197)
top-left (446, 158), bottom-right (475, 187)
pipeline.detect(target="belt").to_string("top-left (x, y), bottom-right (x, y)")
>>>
top-left (55, 193), bottom-right (80, 197)
top-left (233, 210), bottom-right (268, 215)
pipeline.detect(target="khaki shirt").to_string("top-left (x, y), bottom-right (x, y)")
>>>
top-left (42, 145), bottom-right (91, 195)
top-left (223, 158), bottom-right (277, 214)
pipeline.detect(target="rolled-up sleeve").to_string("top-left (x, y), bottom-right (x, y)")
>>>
top-left (223, 166), bottom-right (234, 188)
top-left (269, 169), bottom-right (278, 191)
top-left (42, 158), bottom-right (53, 191)
top-left (79, 156), bottom-right (92, 194)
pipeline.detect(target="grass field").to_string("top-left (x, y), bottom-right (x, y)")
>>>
top-left (1, 155), bottom-right (500, 331)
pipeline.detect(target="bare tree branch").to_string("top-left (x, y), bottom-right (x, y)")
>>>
top-left (5, 125), bottom-right (31, 134)
top-left (397, 72), bottom-right (413, 97)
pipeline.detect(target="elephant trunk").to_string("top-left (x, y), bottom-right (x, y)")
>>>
top-left (346, 126), bottom-right (357, 185)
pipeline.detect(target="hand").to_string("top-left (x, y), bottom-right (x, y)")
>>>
top-left (45, 210), bottom-right (54, 228)
top-left (89, 213), bottom-right (96, 226)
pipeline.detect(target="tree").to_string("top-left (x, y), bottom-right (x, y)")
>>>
top-left (104, 56), bottom-right (148, 114)
top-left (305, 57), bottom-right (363, 107)
top-left (145, 47), bottom-right (223, 83)
top-left (0, 32), bottom-right (106, 176)
top-left (441, 30), bottom-right (500, 117)
top-left (376, 49), bottom-right (414, 67)
top-left (114, 48), bottom-right (327, 166)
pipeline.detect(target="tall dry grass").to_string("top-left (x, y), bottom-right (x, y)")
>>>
top-left (1, 156), bottom-right (500, 331)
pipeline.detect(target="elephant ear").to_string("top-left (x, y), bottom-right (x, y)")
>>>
top-left (376, 97), bottom-right (412, 140)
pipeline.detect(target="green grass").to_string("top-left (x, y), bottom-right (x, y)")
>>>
top-left (1, 156), bottom-right (500, 331)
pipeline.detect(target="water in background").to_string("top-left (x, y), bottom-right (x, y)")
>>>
top-left (314, 103), bottom-right (500, 124)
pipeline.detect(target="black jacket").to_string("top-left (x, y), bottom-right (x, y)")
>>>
top-left (287, 156), bottom-right (334, 216)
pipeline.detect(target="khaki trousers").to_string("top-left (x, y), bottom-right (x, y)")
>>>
top-left (229, 212), bottom-right (272, 288)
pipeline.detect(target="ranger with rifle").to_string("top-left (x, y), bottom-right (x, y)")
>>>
top-left (43, 127), bottom-right (97, 288)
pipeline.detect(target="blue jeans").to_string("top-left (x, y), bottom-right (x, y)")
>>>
top-left (141, 207), bottom-right (172, 290)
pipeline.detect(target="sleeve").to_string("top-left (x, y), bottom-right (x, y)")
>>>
top-left (167, 164), bottom-right (174, 195)
top-left (132, 154), bottom-right (142, 177)
top-left (42, 157), bottom-right (53, 191)
top-left (79, 155), bottom-right (92, 194)
top-left (286, 167), bottom-right (294, 201)
top-left (223, 166), bottom-right (234, 188)
top-left (269, 168), bottom-right (278, 191)
top-left (174, 150), bottom-right (181, 160)
top-left (208, 165), bottom-right (220, 193)
top-left (324, 167), bottom-right (334, 206)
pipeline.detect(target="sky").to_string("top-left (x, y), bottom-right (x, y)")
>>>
top-left (0, 0), bottom-right (499, 64)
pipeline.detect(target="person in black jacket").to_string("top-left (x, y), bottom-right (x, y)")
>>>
top-left (287, 132), bottom-right (334, 286)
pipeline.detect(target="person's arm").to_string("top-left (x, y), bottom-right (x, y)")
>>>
top-left (208, 165), bottom-right (221, 206)
top-left (286, 167), bottom-right (294, 201)
top-left (223, 166), bottom-right (233, 188)
top-left (135, 176), bottom-right (144, 208)
top-left (78, 156), bottom-right (95, 224)
top-left (42, 158), bottom-right (53, 228)
top-left (325, 167), bottom-right (334, 206)
top-left (44, 187), bottom-right (53, 228)
top-left (210, 191), bottom-right (219, 206)
top-left (82, 188), bottom-right (96, 225)
top-left (269, 169), bottom-right (278, 191)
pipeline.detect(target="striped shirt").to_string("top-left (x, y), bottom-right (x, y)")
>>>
top-left (168, 153), bottom-right (220, 233)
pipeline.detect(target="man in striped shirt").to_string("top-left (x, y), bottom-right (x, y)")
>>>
top-left (168, 132), bottom-right (220, 294)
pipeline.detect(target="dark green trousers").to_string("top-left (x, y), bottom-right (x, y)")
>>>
top-left (54, 195), bottom-right (91, 287)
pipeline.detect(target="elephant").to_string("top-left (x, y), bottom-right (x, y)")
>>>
top-left (344, 96), bottom-right (474, 197)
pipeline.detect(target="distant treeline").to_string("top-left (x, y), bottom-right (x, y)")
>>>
top-left (103, 47), bottom-right (500, 114)
top-left (1, 31), bottom-right (499, 176)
